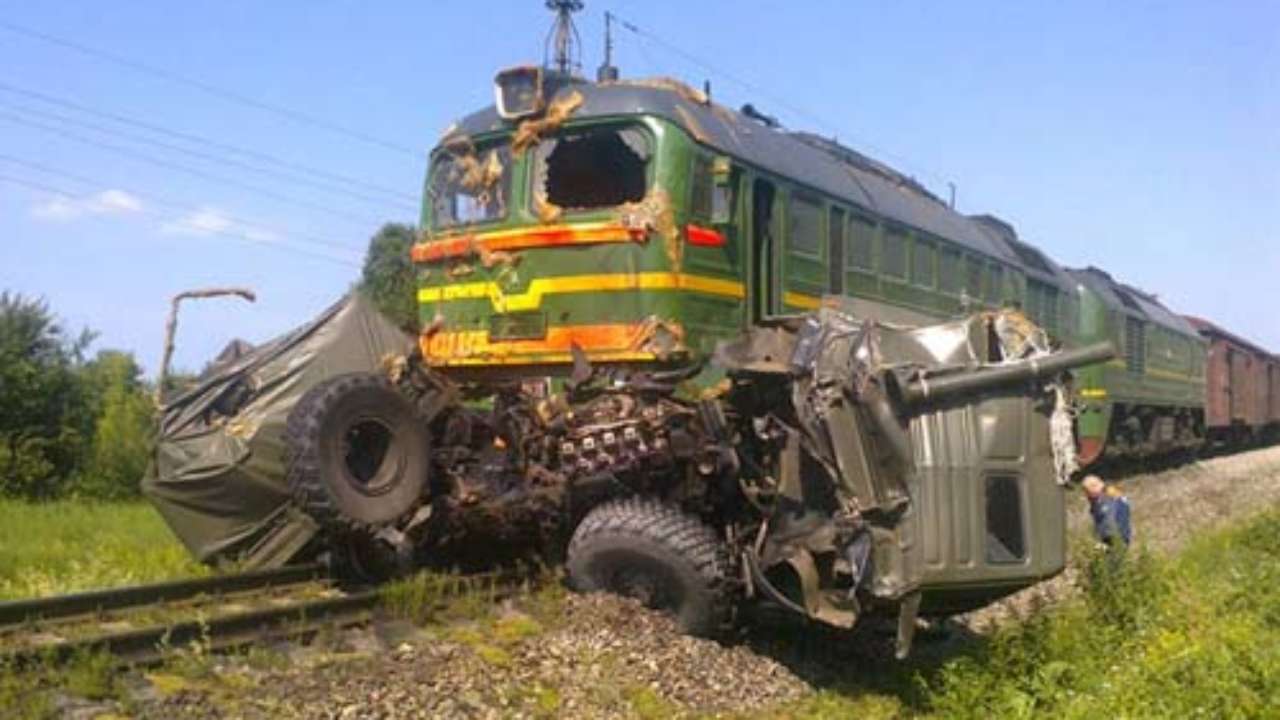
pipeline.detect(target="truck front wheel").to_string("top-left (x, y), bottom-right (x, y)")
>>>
top-left (566, 498), bottom-right (731, 637)
top-left (285, 372), bottom-right (431, 532)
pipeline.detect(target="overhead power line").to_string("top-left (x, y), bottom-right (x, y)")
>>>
top-left (0, 111), bottom-right (393, 229)
top-left (0, 82), bottom-right (421, 205)
top-left (0, 18), bottom-right (422, 158)
top-left (0, 171), bottom-right (360, 268)
top-left (0, 100), bottom-right (418, 211)
top-left (0, 152), bottom-right (365, 254)
top-left (608, 10), bottom-right (955, 193)
top-left (0, 99), bottom-right (420, 213)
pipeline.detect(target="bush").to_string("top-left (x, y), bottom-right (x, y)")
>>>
top-left (0, 292), bottom-right (155, 500)
top-left (922, 510), bottom-right (1280, 719)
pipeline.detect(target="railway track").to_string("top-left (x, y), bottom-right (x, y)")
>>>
top-left (0, 563), bottom-right (525, 669)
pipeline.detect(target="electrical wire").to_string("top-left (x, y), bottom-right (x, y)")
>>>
top-left (0, 18), bottom-right (422, 158)
top-left (0, 81), bottom-right (422, 204)
top-left (0, 99), bottom-right (420, 213)
top-left (0, 170), bottom-right (361, 268)
top-left (0, 152), bottom-right (367, 254)
top-left (608, 10), bottom-right (956, 193)
top-left (0, 112), bottom-right (394, 229)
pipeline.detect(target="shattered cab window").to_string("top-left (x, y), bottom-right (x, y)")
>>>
top-left (429, 141), bottom-right (512, 229)
top-left (535, 125), bottom-right (650, 211)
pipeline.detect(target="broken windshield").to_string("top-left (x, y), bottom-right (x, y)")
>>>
top-left (533, 124), bottom-right (651, 212)
top-left (428, 139), bottom-right (512, 230)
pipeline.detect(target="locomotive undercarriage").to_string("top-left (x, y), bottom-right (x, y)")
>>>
top-left (1100, 403), bottom-right (1205, 459)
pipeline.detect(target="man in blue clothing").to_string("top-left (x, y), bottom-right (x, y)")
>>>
top-left (1082, 474), bottom-right (1132, 548)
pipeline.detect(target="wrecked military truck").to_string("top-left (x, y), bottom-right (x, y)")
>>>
top-left (148, 295), bottom-right (1111, 656)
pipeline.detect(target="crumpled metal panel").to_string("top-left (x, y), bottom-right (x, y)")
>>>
top-left (143, 294), bottom-right (416, 569)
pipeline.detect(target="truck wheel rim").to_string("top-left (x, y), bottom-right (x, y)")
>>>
top-left (341, 416), bottom-right (405, 496)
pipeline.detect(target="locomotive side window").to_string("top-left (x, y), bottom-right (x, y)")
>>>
top-left (986, 264), bottom-right (1004, 304)
top-left (882, 226), bottom-right (908, 280)
top-left (828, 206), bottom-right (845, 293)
top-left (536, 125), bottom-right (650, 210)
top-left (428, 143), bottom-right (512, 229)
top-left (965, 255), bottom-right (983, 299)
top-left (690, 154), bottom-right (713, 222)
top-left (912, 237), bottom-right (935, 288)
top-left (939, 247), bottom-right (962, 294)
top-left (788, 192), bottom-right (823, 258)
top-left (847, 215), bottom-right (876, 271)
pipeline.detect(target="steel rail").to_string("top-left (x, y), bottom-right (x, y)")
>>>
top-left (1, 568), bottom-right (530, 669)
top-left (1, 590), bottom-right (380, 669)
top-left (0, 563), bottom-right (326, 628)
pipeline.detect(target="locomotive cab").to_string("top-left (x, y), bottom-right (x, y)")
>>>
top-left (413, 68), bottom-right (747, 379)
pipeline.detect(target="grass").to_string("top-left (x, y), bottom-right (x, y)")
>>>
top-left (765, 508), bottom-right (1280, 719)
top-left (0, 498), bottom-right (205, 600)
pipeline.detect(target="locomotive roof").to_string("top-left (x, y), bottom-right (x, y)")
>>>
top-left (446, 76), bottom-right (1071, 288)
top-left (1184, 315), bottom-right (1274, 357)
top-left (1068, 266), bottom-right (1201, 338)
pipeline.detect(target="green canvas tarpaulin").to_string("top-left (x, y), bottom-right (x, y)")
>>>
top-left (143, 293), bottom-right (415, 569)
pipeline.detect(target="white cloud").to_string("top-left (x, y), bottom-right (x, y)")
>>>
top-left (161, 207), bottom-right (278, 243)
top-left (161, 207), bottom-right (233, 236)
top-left (93, 189), bottom-right (143, 214)
top-left (30, 189), bottom-right (144, 222)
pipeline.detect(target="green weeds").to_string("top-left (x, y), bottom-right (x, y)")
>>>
top-left (0, 499), bottom-right (204, 599)
top-left (767, 508), bottom-right (1280, 719)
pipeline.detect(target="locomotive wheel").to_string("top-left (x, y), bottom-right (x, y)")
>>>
top-left (566, 498), bottom-right (731, 637)
top-left (285, 372), bottom-right (431, 531)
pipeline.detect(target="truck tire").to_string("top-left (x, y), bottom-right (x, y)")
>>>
top-left (566, 498), bottom-right (731, 637)
top-left (285, 372), bottom-right (430, 531)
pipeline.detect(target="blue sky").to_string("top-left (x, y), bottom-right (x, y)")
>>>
top-left (0, 1), bottom-right (1276, 373)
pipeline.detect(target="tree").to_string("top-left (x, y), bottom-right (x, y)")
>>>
top-left (359, 223), bottom-right (419, 333)
top-left (0, 292), bottom-right (94, 498)
top-left (76, 351), bottom-right (154, 500)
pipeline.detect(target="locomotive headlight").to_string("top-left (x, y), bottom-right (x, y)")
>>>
top-left (494, 65), bottom-right (544, 120)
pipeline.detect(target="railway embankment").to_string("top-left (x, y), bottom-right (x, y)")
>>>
top-left (11, 445), bottom-right (1280, 719)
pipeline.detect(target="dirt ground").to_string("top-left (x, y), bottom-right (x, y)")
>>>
top-left (100, 445), bottom-right (1280, 719)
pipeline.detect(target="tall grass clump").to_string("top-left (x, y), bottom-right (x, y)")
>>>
top-left (923, 510), bottom-right (1280, 719)
top-left (0, 499), bottom-right (204, 599)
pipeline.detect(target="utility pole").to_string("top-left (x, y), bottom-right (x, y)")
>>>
top-left (597, 10), bottom-right (619, 81)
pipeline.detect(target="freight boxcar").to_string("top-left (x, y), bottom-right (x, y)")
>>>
top-left (1185, 316), bottom-right (1279, 446)
top-left (1069, 267), bottom-right (1207, 463)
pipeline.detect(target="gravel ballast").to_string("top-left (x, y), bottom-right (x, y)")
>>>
top-left (116, 445), bottom-right (1280, 719)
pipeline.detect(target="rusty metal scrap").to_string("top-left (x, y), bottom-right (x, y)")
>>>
top-left (513, 90), bottom-right (584, 156)
top-left (631, 316), bottom-right (687, 358)
top-left (533, 191), bottom-right (564, 224)
top-left (987, 308), bottom-right (1052, 359)
top-left (608, 76), bottom-right (708, 106)
top-left (156, 287), bottom-right (257, 407)
top-left (617, 187), bottom-right (678, 269)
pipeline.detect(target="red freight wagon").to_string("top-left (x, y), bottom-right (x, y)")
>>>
top-left (1269, 355), bottom-right (1280, 427)
top-left (1185, 316), bottom-right (1278, 445)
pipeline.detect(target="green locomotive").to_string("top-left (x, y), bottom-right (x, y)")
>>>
top-left (1069, 267), bottom-right (1207, 463)
top-left (411, 64), bottom-right (1210, 467)
top-left (413, 70), bottom-right (1079, 372)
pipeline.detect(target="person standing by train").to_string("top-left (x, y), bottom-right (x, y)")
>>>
top-left (1082, 474), bottom-right (1132, 549)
